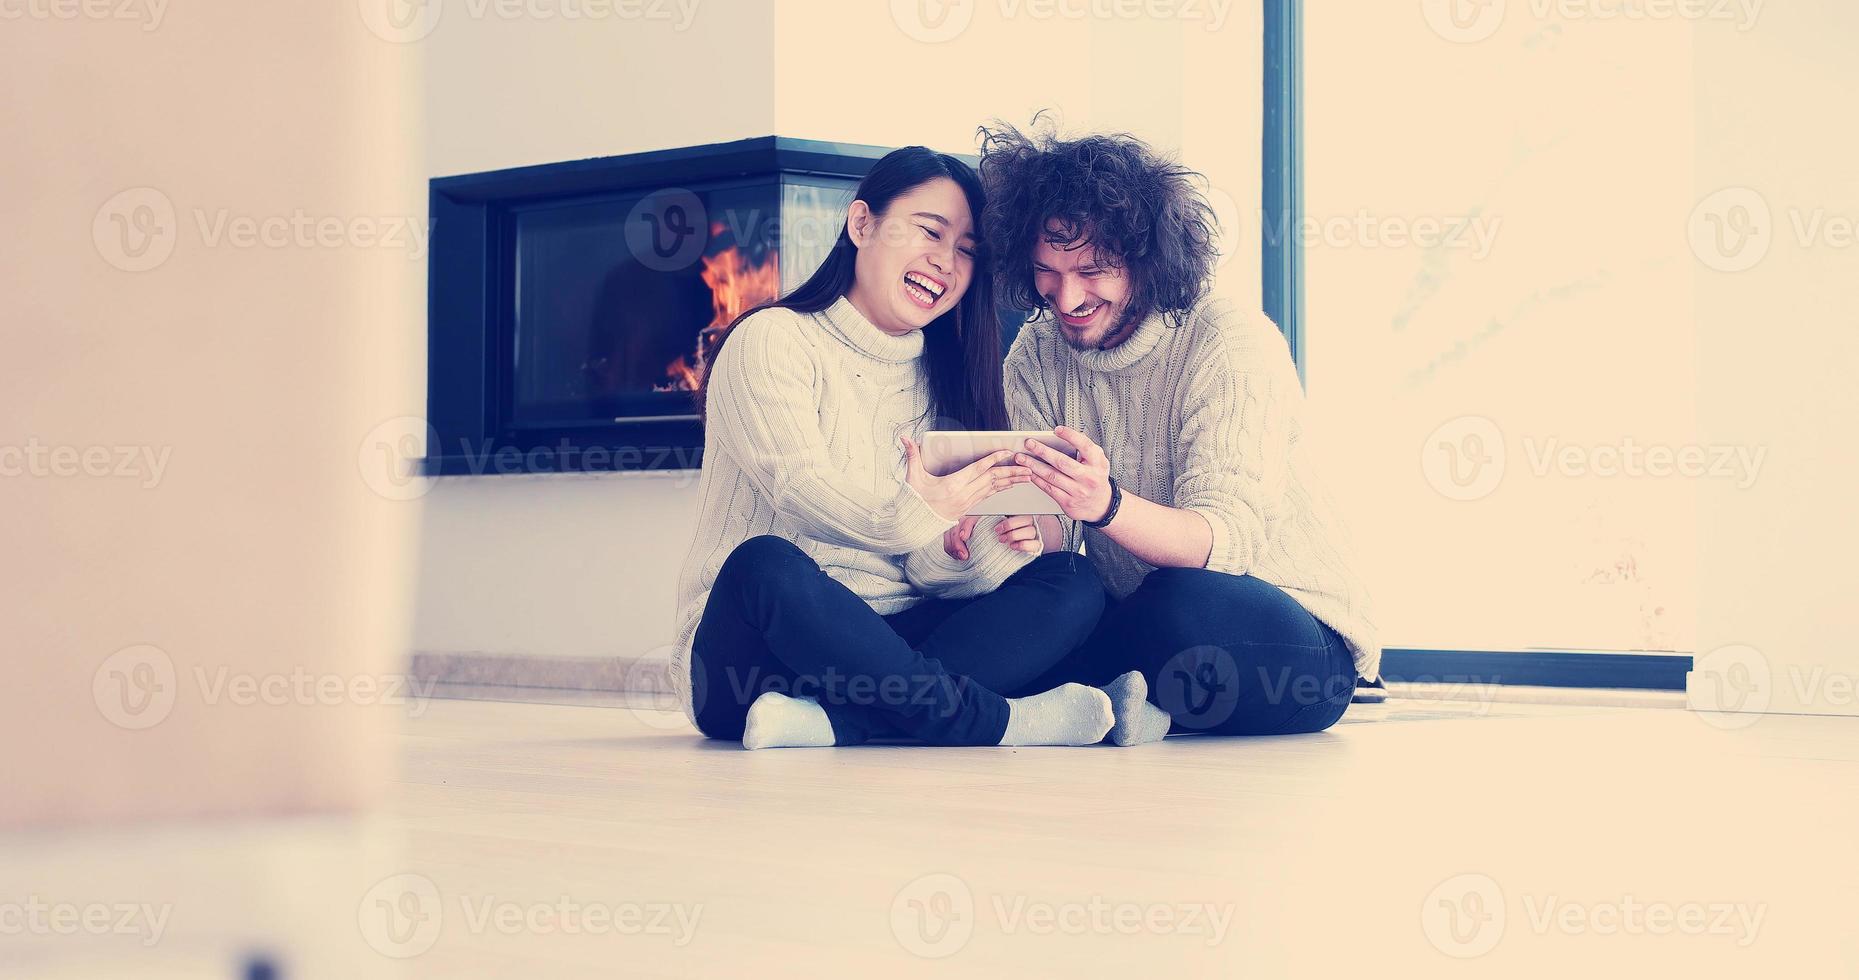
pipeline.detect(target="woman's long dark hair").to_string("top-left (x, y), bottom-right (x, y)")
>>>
top-left (695, 146), bottom-right (1009, 432)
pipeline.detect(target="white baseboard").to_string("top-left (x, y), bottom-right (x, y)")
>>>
top-left (410, 651), bottom-right (672, 694)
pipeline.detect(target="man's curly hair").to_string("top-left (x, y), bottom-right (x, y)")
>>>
top-left (977, 118), bottom-right (1220, 327)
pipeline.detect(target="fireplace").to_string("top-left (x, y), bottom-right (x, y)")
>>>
top-left (423, 137), bottom-right (889, 475)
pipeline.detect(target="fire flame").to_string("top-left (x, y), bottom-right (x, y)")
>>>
top-left (658, 246), bottom-right (780, 392)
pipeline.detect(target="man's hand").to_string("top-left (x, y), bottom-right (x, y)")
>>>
top-left (1017, 426), bottom-right (1114, 524)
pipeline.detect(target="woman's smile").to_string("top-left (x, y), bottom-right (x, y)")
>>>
top-left (902, 270), bottom-right (947, 310)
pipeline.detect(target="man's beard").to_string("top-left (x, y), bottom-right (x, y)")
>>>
top-left (1054, 303), bottom-right (1145, 352)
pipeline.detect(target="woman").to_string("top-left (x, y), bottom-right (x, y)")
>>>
top-left (671, 146), bottom-right (1134, 749)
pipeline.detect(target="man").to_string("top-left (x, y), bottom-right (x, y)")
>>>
top-left (965, 123), bottom-right (1383, 743)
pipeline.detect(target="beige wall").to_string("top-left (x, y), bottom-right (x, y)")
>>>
top-left (1305, 3), bottom-right (1701, 654)
top-left (1304, 1), bottom-right (1858, 714)
top-left (411, 0), bottom-right (1265, 663)
top-left (2, 7), bottom-right (423, 824)
top-left (424, 0), bottom-right (776, 176)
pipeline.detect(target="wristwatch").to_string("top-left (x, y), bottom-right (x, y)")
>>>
top-left (1084, 476), bottom-right (1123, 529)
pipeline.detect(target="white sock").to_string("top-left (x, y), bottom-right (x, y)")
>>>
top-left (999, 683), bottom-right (1114, 746)
top-left (741, 692), bottom-right (835, 750)
top-left (1103, 671), bottom-right (1171, 746)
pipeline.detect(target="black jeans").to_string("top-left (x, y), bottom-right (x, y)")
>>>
top-left (690, 536), bottom-right (1105, 746)
top-left (1019, 566), bottom-right (1358, 736)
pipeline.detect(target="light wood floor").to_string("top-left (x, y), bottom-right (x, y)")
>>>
top-left (388, 694), bottom-right (1856, 978)
top-left (7, 695), bottom-right (1855, 978)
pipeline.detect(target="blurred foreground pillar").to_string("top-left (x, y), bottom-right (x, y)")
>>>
top-left (2, 1), bottom-right (425, 974)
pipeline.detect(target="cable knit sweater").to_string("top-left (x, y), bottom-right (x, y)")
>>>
top-left (1003, 295), bottom-right (1381, 680)
top-left (670, 297), bottom-right (1039, 723)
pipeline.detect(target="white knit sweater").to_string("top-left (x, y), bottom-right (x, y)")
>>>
top-left (1003, 295), bottom-right (1381, 679)
top-left (670, 297), bottom-right (1039, 723)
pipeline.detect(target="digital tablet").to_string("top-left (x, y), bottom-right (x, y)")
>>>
top-left (921, 430), bottom-right (1077, 516)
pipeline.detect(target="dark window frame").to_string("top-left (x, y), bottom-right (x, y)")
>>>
top-left (1263, 0), bottom-right (1306, 385)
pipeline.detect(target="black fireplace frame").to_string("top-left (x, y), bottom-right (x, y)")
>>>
top-left (423, 136), bottom-right (894, 476)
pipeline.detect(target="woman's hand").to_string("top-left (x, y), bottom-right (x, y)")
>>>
top-left (993, 515), bottom-right (1051, 555)
top-left (1017, 426), bottom-right (1114, 523)
top-left (946, 514), bottom-right (1063, 560)
top-left (942, 516), bottom-right (981, 560)
top-left (900, 435), bottom-right (1032, 523)
top-left (1037, 515), bottom-right (1066, 551)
